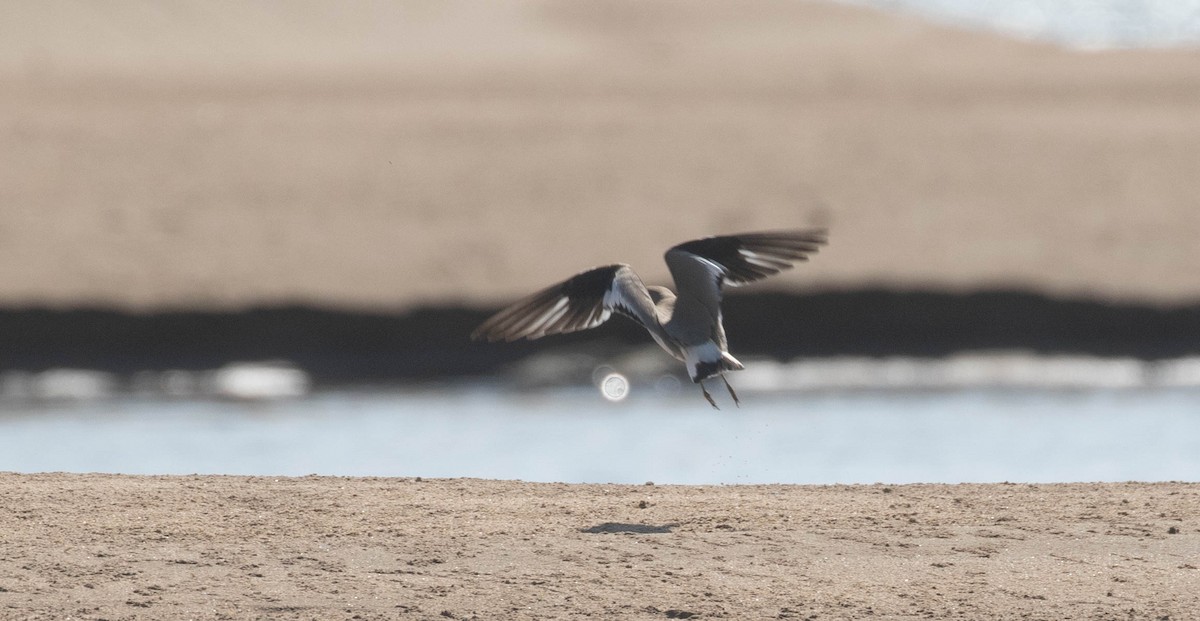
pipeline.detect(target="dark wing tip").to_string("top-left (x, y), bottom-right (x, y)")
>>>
top-left (469, 323), bottom-right (503, 342)
top-left (669, 228), bottom-right (828, 286)
top-left (472, 264), bottom-right (625, 342)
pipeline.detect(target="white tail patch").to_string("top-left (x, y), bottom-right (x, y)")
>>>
top-left (683, 342), bottom-right (724, 382)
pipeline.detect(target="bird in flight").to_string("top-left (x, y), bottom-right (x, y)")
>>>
top-left (472, 229), bottom-right (828, 408)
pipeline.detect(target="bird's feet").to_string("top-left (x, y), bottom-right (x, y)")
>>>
top-left (701, 376), bottom-right (741, 409)
top-left (701, 382), bottom-right (720, 410)
top-left (722, 375), bottom-right (741, 408)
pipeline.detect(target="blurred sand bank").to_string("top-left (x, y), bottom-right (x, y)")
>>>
top-left (3, 1), bottom-right (1200, 310)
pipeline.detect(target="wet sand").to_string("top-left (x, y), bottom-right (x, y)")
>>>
top-left (1, 474), bottom-right (1197, 619)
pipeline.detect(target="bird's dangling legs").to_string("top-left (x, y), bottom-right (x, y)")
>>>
top-left (721, 375), bottom-right (740, 408)
top-left (700, 380), bottom-right (720, 410)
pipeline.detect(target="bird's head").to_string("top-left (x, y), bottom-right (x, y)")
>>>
top-left (646, 286), bottom-right (676, 307)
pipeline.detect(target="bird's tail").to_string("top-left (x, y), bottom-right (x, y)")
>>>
top-left (686, 345), bottom-right (744, 383)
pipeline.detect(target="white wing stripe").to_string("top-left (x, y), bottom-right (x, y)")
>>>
top-left (542, 298), bottom-right (572, 329)
top-left (603, 280), bottom-right (635, 310)
top-left (737, 248), bottom-right (788, 270)
top-left (526, 296), bottom-right (569, 334)
top-left (685, 253), bottom-right (728, 277)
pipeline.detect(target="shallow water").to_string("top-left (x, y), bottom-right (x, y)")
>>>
top-left (2, 387), bottom-right (1197, 484)
top-left (845, 0), bottom-right (1200, 48)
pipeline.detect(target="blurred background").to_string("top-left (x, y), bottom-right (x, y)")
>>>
top-left (2, 0), bottom-right (1199, 483)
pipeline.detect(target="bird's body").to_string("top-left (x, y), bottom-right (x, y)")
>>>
top-left (472, 230), bottom-right (827, 407)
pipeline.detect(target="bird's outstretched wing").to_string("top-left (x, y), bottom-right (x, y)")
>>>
top-left (471, 264), bottom-right (658, 342)
top-left (666, 229), bottom-right (828, 289)
top-left (663, 229), bottom-right (827, 335)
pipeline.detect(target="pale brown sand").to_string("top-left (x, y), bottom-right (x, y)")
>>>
top-left (1, 474), bottom-right (1197, 620)
top-left (2, 2), bottom-right (1200, 310)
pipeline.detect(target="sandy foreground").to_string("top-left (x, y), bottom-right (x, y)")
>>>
top-left (1, 474), bottom-right (1197, 620)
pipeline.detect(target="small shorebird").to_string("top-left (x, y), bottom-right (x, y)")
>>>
top-left (472, 229), bottom-right (828, 408)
